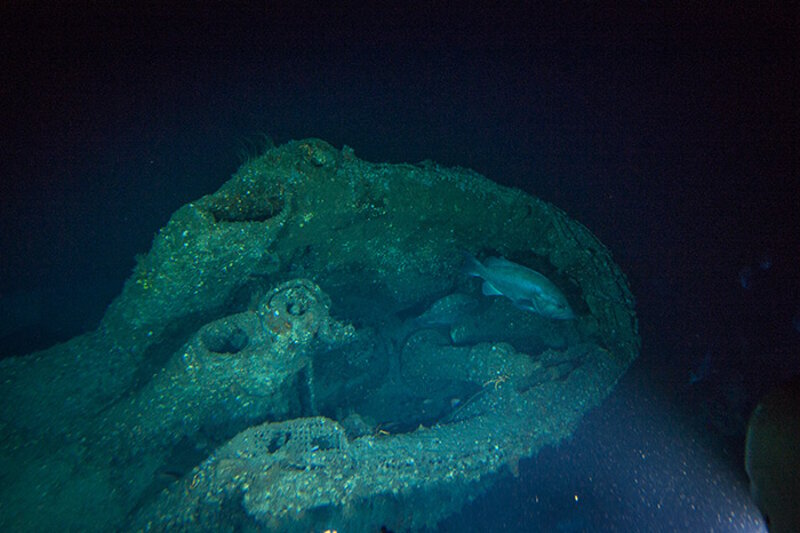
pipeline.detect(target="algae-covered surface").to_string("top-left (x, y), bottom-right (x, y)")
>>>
top-left (0, 139), bottom-right (639, 531)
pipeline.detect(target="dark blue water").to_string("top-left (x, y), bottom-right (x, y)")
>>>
top-left (2, 4), bottom-right (796, 531)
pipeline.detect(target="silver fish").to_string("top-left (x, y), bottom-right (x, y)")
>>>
top-left (462, 253), bottom-right (575, 320)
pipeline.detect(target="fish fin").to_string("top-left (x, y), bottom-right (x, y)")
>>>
top-left (513, 298), bottom-right (540, 313)
top-left (481, 281), bottom-right (503, 296)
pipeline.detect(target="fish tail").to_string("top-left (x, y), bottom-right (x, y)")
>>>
top-left (459, 250), bottom-right (484, 278)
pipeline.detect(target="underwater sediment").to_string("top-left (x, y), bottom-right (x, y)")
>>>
top-left (0, 139), bottom-right (639, 531)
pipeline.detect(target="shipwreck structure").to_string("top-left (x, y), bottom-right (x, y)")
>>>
top-left (0, 139), bottom-right (638, 531)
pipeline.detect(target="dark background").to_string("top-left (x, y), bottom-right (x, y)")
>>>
top-left (1, 3), bottom-right (797, 530)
